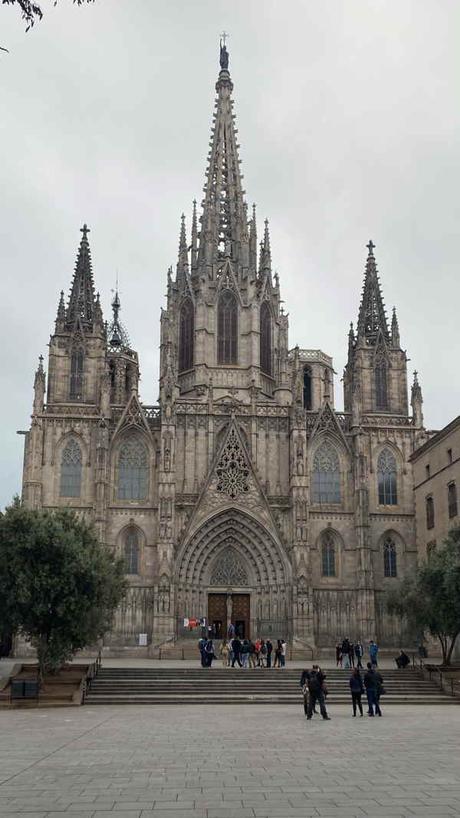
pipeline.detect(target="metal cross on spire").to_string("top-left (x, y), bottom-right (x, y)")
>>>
top-left (220, 30), bottom-right (229, 46)
top-left (80, 223), bottom-right (90, 239)
top-left (366, 239), bottom-right (375, 255)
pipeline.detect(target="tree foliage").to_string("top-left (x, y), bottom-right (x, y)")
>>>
top-left (387, 527), bottom-right (460, 665)
top-left (0, 502), bottom-right (126, 677)
top-left (2, 0), bottom-right (94, 31)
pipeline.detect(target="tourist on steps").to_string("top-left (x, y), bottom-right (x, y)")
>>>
top-left (219, 640), bottom-right (229, 667)
top-left (266, 639), bottom-right (273, 668)
top-left (349, 667), bottom-right (364, 717)
top-left (355, 641), bottom-right (363, 669)
top-left (231, 637), bottom-right (242, 667)
top-left (369, 639), bottom-right (379, 667)
top-left (395, 650), bottom-right (410, 669)
top-left (241, 638), bottom-right (250, 668)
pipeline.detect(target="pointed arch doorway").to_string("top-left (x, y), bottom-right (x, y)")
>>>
top-left (175, 509), bottom-right (292, 641)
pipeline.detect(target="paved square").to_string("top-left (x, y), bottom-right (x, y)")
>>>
top-left (0, 704), bottom-right (460, 817)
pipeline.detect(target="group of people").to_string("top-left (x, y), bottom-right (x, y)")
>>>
top-left (335, 638), bottom-right (379, 669)
top-left (198, 636), bottom-right (287, 668)
top-left (300, 662), bottom-right (385, 719)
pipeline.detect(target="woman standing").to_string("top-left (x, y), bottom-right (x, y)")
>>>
top-left (220, 640), bottom-right (229, 668)
top-left (349, 667), bottom-right (364, 717)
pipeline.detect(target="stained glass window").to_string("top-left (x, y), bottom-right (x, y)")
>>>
top-left (70, 348), bottom-right (84, 400)
top-left (179, 298), bottom-right (194, 372)
top-left (60, 438), bottom-right (82, 497)
top-left (117, 439), bottom-right (149, 501)
top-left (377, 448), bottom-right (397, 505)
top-left (312, 442), bottom-right (341, 504)
top-left (321, 532), bottom-right (336, 577)
top-left (260, 301), bottom-right (272, 375)
top-left (217, 289), bottom-right (237, 365)
top-left (125, 528), bottom-right (139, 574)
top-left (383, 537), bottom-right (397, 577)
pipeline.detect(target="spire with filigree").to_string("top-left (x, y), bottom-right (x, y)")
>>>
top-left (107, 285), bottom-right (130, 350)
top-left (411, 370), bottom-right (424, 428)
top-left (65, 224), bottom-right (97, 330)
top-left (176, 213), bottom-right (189, 286)
top-left (356, 241), bottom-right (389, 344)
top-left (197, 38), bottom-right (249, 271)
top-left (391, 306), bottom-right (400, 347)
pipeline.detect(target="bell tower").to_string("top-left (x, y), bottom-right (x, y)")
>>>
top-left (160, 41), bottom-right (290, 406)
top-left (344, 241), bottom-right (409, 418)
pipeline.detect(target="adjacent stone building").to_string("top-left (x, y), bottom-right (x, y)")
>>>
top-left (21, 46), bottom-right (428, 652)
top-left (410, 415), bottom-right (460, 560)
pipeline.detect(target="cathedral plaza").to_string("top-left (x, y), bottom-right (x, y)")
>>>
top-left (1, 701), bottom-right (460, 818)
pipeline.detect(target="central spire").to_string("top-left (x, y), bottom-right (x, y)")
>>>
top-left (198, 41), bottom-right (249, 270)
top-left (356, 240), bottom-right (389, 344)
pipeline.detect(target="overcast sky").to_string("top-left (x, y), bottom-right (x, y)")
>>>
top-left (1, 0), bottom-right (459, 508)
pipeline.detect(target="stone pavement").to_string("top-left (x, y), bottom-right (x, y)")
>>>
top-left (1, 704), bottom-right (459, 817)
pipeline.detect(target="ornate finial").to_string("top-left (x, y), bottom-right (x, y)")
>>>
top-left (38, 354), bottom-right (44, 370)
top-left (80, 223), bottom-right (90, 239)
top-left (366, 239), bottom-right (375, 256)
top-left (219, 32), bottom-right (229, 70)
top-left (413, 369), bottom-right (418, 383)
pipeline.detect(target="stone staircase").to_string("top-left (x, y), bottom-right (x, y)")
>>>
top-left (85, 666), bottom-right (458, 706)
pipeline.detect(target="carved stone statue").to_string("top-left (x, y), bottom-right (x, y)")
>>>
top-left (220, 42), bottom-right (229, 70)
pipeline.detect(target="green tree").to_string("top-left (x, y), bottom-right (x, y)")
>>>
top-left (2, 0), bottom-right (94, 31)
top-left (0, 501), bottom-right (126, 677)
top-left (387, 527), bottom-right (460, 665)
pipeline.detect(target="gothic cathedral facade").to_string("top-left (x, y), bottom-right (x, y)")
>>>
top-left (21, 48), bottom-right (427, 652)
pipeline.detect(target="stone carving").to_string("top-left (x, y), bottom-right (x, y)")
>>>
top-left (210, 546), bottom-right (248, 586)
top-left (216, 428), bottom-right (249, 499)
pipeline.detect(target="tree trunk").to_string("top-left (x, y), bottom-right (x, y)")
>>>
top-left (445, 632), bottom-right (460, 666)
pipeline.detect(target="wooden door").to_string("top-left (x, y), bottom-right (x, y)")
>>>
top-left (232, 593), bottom-right (250, 639)
top-left (208, 593), bottom-right (227, 639)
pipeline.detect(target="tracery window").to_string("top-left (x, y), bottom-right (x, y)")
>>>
top-left (179, 298), bottom-right (194, 372)
top-left (70, 348), bottom-right (84, 400)
top-left (377, 448), bottom-right (398, 505)
top-left (383, 537), bottom-right (397, 577)
top-left (60, 438), bottom-right (82, 497)
top-left (303, 367), bottom-right (312, 410)
top-left (375, 361), bottom-right (388, 410)
top-left (117, 438), bottom-right (149, 501)
top-left (259, 301), bottom-right (272, 376)
top-left (426, 496), bottom-right (435, 530)
top-left (217, 289), bottom-right (237, 365)
top-left (210, 547), bottom-right (248, 586)
top-left (312, 441), bottom-right (341, 504)
top-left (321, 531), bottom-right (336, 577)
top-left (124, 528), bottom-right (139, 574)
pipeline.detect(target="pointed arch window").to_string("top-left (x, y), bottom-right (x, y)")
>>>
top-left (179, 298), bottom-right (194, 372)
top-left (303, 366), bottom-right (312, 410)
top-left (321, 531), bottom-right (336, 577)
top-left (217, 289), bottom-right (237, 365)
top-left (377, 448), bottom-right (398, 505)
top-left (124, 528), bottom-right (139, 574)
top-left (312, 441), bottom-right (341, 504)
top-left (70, 348), bottom-right (84, 400)
top-left (60, 438), bottom-right (82, 497)
top-left (260, 301), bottom-right (272, 376)
top-left (117, 438), bottom-right (149, 501)
top-left (383, 537), bottom-right (397, 577)
top-left (375, 360), bottom-right (388, 410)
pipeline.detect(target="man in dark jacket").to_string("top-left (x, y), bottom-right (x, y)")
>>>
top-left (364, 662), bottom-right (382, 716)
top-left (306, 665), bottom-right (331, 720)
top-left (231, 637), bottom-right (242, 668)
top-left (266, 639), bottom-right (273, 668)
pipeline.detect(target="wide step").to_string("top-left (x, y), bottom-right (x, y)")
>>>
top-left (84, 667), bottom-right (458, 706)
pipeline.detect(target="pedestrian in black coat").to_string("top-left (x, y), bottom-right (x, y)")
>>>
top-left (349, 668), bottom-right (364, 716)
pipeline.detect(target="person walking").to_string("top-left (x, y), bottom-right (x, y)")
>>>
top-left (349, 642), bottom-right (355, 668)
top-left (248, 639), bottom-right (256, 668)
top-left (341, 637), bottom-right (351, 669)
top-left (231, 637), bottom-right (242, 668)
top-left (335, 643), bottom-right (342, 667)
top-left (266, 639), bottom-right (273, 668)
top-left (241, 638), bottom-right (250, 668)
top-left (260, 639), bottom-right (267, 668)
top-left (280, 639), bottom-right (287, 668)
top-left (254, 638), bottom-right (262, 667)
top-left (220, 640), bottom-right (229, 667)
top-left (369, 639), bottom-right (379, 667)
top-left (354, 641), bottom-right (363, 669)
top-left (273, 640), bottom-right (282, 668)
top-left (198, 636), bottom-right (207, 667)
top-left (364, 662), bottom-right (382, 716)
top-left (204, 639), bottom-right (215, 667)
top-left (349, 667), bottom-right (364, 717)
top-left (306, 665), bottom-right (331, 720)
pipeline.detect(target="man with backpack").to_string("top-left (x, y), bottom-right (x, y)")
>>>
top-left (306, 664), bottom-right (331, 720)
top-left (364, 661), bottom-right (383, 716)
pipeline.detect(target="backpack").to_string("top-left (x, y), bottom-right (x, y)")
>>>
top-left (308, 671), bottom-right (321, 694)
